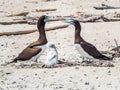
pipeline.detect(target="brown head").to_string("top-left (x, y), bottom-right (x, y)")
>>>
top-left (64, 19), bottom-right (81, 31)
top-left (64, 19), bottom-right (83, 43)
top-left (37, 15), bottom-right (50, 29)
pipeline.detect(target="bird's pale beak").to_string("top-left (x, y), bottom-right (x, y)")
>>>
top-left (44, 16), bottom-right (51, 22)
top-left (64, 19), bottom-right (75, 25)
top-left (44, 15), bottom-right (66, 22)
top-left (44, 15), bottom-right (59, 22)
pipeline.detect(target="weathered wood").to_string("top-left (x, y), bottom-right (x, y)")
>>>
top-left (111, 46), bottom-right (120, 53)
top-left (94, 4), bottom-right (120, 10)
top-left (0, 18), bottom-right (64, 25)
top-left (1, 15), bottom-right (120, 25)
top-left (0, 24), bottom-right (69, 36)
top-left (81, 16), bottom-right (102, 22)
top-left (101, 16), bottom-right (120, 22)
top-left (6, 12), bottom-right (29, 17)
top-left (27, 15), bottom-right (120, 22)
top-left (0, 21), bottom-right (27, 25)
top-left (0, 30), bottom-right (37, 36)
top-left (81, 16), bottom-right (120, 22)
top-left (35, 8), bottom-right (57, 12)
top-left (25, 0), bottom-right (38, 3)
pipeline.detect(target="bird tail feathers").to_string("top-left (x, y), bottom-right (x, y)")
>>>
top-left (100, 54), bottom-right (113, 60)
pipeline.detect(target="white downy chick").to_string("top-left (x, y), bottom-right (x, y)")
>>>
top-left (44, 42), bottom-right (58, 67)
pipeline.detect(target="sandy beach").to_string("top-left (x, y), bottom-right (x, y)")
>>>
top-left (0, 0), bottom-right (120, 90)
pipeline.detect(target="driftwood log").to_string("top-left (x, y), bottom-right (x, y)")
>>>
top-left (0, 30), bottom-right (37, 36)
top-left (35, 8), bottom-right (57, 12)
top-left (25, 0), bottom-right (38, 3)
top-left (0, 21), bottom-right (27, 25)
top-left (5, 8), bottom-right (56, 17)
top-left (1, 15), bottom-right (120, 25)
top-left (6, 12), bottom-right (29, 17)
top-left (81, 16), bottom-right (120, 22)
top-left (94, 4), bottom-right (120, 10)
top-left (28, 16), bottom-right (120, 23)
top-left (0, 24), bottom-right (69, 36)
top-left (81, 16), bottom-right (102, 22)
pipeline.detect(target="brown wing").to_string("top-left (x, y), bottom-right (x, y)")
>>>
top-left (29, 40), bottom-right (47, 48)
top-left (29, 41), bottom-right (44, 48)
top-left (17, 41), bottom-right (42, 60)
top-left (80, 42), bottom-right (101, 58)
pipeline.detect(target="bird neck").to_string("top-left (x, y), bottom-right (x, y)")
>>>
top-left (74, 25), bottom-right (84, 44)
top-left (37, 22), bottom-right (47, 44)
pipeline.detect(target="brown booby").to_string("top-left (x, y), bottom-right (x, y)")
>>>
top-left (10, 15), bottom-right (49, 63)
top-left (65, 19), bottom-right (112, 61)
